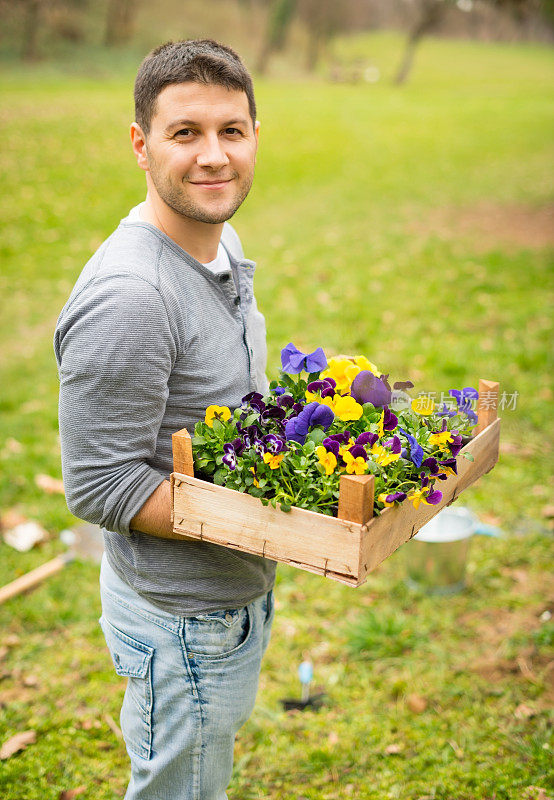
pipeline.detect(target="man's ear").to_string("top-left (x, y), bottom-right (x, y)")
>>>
top-left (130, 122), bottom-right (149, 172)
top-left (254, 120), bottom-right (260, 163)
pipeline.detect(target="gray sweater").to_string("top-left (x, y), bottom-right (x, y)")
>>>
top-left (54, 210), bottom-right (276, 615)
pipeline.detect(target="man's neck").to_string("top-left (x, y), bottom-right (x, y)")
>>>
top-left (140, 193), bottom-right (223, 264)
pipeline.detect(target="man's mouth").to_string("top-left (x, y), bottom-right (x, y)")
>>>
top-left (190, 178), bottom-right (233, 188)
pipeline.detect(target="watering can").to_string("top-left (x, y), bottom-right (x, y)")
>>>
top-left (404, 506), bottom-right (501, 595)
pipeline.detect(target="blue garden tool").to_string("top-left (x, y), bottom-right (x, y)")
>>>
top-left (281, 659), bottom-right (326, 711)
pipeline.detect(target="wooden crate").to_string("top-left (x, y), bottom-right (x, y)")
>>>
top-left (171, 379), bottom-right (500, 586)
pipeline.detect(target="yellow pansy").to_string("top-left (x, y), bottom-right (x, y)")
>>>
top-left (429, 430), bottom-right (453, 447)
top-left (342, 450), bottom-right (368, 475)
top-left (205, 405), bottom-right (231, 427)
top-left (338, 438), bottom-right (355, 458)
top-left (407, 488), bottom-right (429, 509)
top-left (353, 355), bottom-right (379, 374)
top-left (331, 394), bottom-right (363, 421)
top-left (378, 492), bottom-right (395, 508)
top-left (370, 443), bottom-right (400, 467)
top-left (320, 357), bottom-right (360, 394)
top-left (411, 396), bottom-right (435, 415)
top-left (315, 446), bottom-right (337, 476)
top-left (263, 452), bottom-right (284, 470)
top-left (250, 466), bottom-right (260, 487)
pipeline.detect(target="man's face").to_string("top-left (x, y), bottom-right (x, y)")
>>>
top-left (140, 82), bottom-right (259, 225)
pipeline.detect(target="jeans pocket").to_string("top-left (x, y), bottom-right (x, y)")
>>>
top-left (99, 616), bottom-right (154, 760)
top-left (185, 605), bottom-right (252, 659)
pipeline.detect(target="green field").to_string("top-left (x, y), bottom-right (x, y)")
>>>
top-left (0, 34), bottom-right (553, 799)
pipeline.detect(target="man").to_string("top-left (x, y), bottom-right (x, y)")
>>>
top-left (54, 39), bottom-right (276, 800)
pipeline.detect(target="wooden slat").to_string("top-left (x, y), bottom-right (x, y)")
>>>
top-left (338, 474), bottom-right (374, 524)
top-left (357, 417), bottom-right (501, 582)
top-left (475, 379), bottom-right (499, 436)
top-left (172, 475), bottom-right (363, 581)
top-left (172, 428), bottom-right (194, 476)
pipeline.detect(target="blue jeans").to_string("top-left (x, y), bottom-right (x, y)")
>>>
top-left (99, 554), bottom-right (274, 800)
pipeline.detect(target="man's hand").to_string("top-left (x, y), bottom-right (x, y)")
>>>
top-left (130, 480), bottom-right (195, 541)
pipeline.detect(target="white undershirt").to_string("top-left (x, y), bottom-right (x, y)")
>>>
top-left (129, 203), bottom-right (231, 275)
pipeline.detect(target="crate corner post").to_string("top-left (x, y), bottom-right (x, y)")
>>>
top-left (475, 379), bottom-right (500, 435)
top-left (338, 473), bottom-right (374, 525)
top-left (172, 428), bottom-right (194, 477)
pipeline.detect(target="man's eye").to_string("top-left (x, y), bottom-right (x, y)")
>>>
top-left (224, 128), bottom-right (241, 136)
top-left (176, 129), bottom-right (193, 137)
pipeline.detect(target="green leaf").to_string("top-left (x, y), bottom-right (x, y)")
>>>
top-left (242, 413), bottom-right (258, 427)
top-left (463, 452), bottom-right (474, 461)
top-left (213, 468), bottom-right (227, 485)
top-left (306, 428), bottom-right (326, 445)
top-left (279, 502), bottom-right (291, 513)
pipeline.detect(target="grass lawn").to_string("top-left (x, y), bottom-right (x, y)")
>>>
top-left (0, 32), bottom-right (553, 799)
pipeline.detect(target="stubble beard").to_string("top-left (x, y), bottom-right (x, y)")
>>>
top-left (147, 154), bottom-right (255, 225)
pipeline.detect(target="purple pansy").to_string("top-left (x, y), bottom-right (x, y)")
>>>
top-left (385, 491), bottom-right (407, 503)
top-left (348, 444), bottom-right (368, 461)
top-left (425, 488), bottom-right (443, 504)
top-left (449, 432), bottom-right (464, 457)
top-left (450, 387), bottom-right (479, 425)
top-left (356, 431), bottom-right (378, 447)
top-left (422, 456), bottom-right (439, 475)
top-left (325, 431), bottom-right (352, 445)
top-left (382, 406), bottom-right (398, 432)
top-left (261, 406), bottom-right (287, 423)
top-left (439, 457), bottom-right (458, 475)
top-left (222, 440), bottom-right (244, 470)
top-left (263, 433), bottom-right (286, 454)
top-left (273, 386), bottom-right (286, 395)
top-left (399, 427), bottom-right (424, 468)
top-left (350, 371), bottom-right (392, 407)
top-left (383, 435), bottom-right (402, 454)
top-left (284, 402), bottom-right (334, 445)
top-left (276, 394), bottom-right (295, 409)
top-left (321, 438), bottom-right (340, 457)
top-left (437, 403), bottom-right (457, 418)
top-left (281, 343), bottom-right (328, 375)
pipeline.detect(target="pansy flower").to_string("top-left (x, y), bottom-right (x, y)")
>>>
top-left (370, 442), bottom-right (401, 467)
top-left (377, 407), bottom-right (398, 437)
top-left (262, 433), bottom-right (285, 455)
top-left (398, 427), bottom-right (424, 468)
top-left (222, 443), bottom-right (238, 470)
top-left (315, 446), bottom-right (337, 475)
top-left (263, 451), bottom-right (284, 470)
top-left (439, 457), bottom-right (458, 476)
top-left (411, 395), bottom-right (435, 415)
top-left (350, 371), bottom-right (391, 408)
top-left (378, 491), bottom-right (407, 507)
top-left (281, 343), bottom-right (327, 374)
top-left (355, 431), bottom-right (378, 448)
top-left (284, 401), bottom-right (334, 444)
top-left (343, 450), bottom-right (368, 475)
top-left (320, 438), bottom-right (340, 458)
top-left (320, 393), bottom-right (363, 421)
top-left (205, 405), bottom-right (231, 427)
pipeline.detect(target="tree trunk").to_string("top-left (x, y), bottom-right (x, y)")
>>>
top-left (256, 0), bottom-right (297, 74)
top-left (21, 0), bottom-right (42, 61)
top-left (104, 0), bottom-right (139, 47)
top-left (393, 1), bottom-right (446, 85)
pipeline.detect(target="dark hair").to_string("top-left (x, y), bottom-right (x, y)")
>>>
top-left (134, 39), bottom-right (257, 135)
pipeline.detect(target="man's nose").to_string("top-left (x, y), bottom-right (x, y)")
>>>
top-left (196, 134), bottom-right (230, 170)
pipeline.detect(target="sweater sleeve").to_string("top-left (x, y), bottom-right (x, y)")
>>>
top-left (54, 274), bottom-right (177, 536)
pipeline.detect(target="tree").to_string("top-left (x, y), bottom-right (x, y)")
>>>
top-left (394, 0), bottom-right (550, 85)
top-left (104, 0), bottom-right (140, 47)
top-left (256, 0), bottom-right (298, 74)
